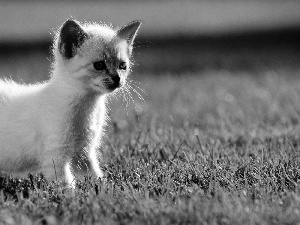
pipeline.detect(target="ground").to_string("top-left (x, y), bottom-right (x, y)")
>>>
top-left (1, 68), bottom-right (300, 224)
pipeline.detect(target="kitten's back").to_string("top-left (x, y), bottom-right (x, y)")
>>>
top-left (0, 79), bottom-right (46, 101)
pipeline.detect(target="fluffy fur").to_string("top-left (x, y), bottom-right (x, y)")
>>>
top-left (0, 19), bottom-right (141, 187)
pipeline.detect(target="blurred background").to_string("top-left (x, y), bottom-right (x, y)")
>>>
top-left (1, 0), bottom-right (300, 133)
top-left (0, 0), bottom-right (300, 82)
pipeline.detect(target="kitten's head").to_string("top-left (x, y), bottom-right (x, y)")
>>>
top-left (53, 19), bottom-right (141, 94)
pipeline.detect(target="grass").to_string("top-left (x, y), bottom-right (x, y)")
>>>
top-left (1, 62), bottom-right (300, 224)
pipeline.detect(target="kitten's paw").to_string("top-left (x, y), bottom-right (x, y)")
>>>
top-left (65, 162), bottom-right (76, 188)
top-left (93, 166), bottom-right (104, 179)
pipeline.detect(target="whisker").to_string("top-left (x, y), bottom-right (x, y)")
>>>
top-left (121, 86), bottom-right (130, 109)
top-left (124, 84), bottom-right (142, 114)
top-left (124, 86), bottom-right (134, 107)
top-left (126, 84), bottom-right (147, 106)
top-left (120, 87), bottom-right (127, 109)
top-left (126, 80), bottom-right (147, 105)
top-left (127, 80), bottom-right (148, 95)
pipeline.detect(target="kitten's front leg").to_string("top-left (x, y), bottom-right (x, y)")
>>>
top-left (41, 141), bottom-right (71, 185)
top-left (41, 136), bottom-right (68, 183)
top-left (88, 147), bottom-right (104, 179)
top-left (64, 161), bottom-right (76, 188)
top-left (42, 157), bottom-right (75, 187)
top-left (70, 148), bottom-right (104, 180)
top-left (42, 156), bottom-right (65, 183)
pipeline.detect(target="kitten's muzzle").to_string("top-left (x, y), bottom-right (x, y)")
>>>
top-left (105, 75), bottom-right (120, 91)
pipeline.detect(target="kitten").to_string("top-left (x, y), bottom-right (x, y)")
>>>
top-left (0, 19), bottom-right (141, 187)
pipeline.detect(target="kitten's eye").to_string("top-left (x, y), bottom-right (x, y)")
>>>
top-left (119, 62), bottom-right (127, 70)
top-left (93, 61), bottom-right (106, 71)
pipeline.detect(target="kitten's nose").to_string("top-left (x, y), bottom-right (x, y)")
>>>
top-left (111, 75), bottom-right (120, 85)
top-left (106, 74), bottom-right (120, 91)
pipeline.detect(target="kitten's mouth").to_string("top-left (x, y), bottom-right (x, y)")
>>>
top-left (104, 76), bottom-right (121, 91)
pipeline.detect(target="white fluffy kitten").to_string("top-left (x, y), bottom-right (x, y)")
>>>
top-left (0, 19), bottom-right (141, 187)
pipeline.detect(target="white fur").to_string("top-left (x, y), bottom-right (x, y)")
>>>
top-left (0, 19), bottom-right (141, 187)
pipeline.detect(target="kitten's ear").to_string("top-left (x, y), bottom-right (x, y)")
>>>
top-left (58, 19), bottom-right (88, 59)
top-left (117, 20), bottom-right (141, 46)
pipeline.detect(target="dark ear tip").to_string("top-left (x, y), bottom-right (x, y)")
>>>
top-left (131, 20), bottom-right (142, 26)
top-left (65, 18), bottom-right (75, 23)
top-left (133, 20), bottom-right (142, 24)
top-left (62, 19), bottom-right (80, 28)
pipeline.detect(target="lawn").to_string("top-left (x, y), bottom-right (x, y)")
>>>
top-left (1, 67), bottom-right (300, 224)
